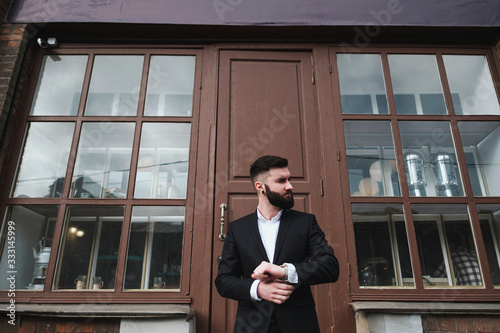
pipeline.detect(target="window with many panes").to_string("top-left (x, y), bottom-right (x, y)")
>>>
top-left (333, 48), bottom-right (500, 294)
top-left (0, 49), bottom-right (200, 301)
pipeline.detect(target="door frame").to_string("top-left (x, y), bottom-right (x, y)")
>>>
top-left (208, 47), bottom-right (342, 333)
top-left (189, 44), bottom-right (352, 333)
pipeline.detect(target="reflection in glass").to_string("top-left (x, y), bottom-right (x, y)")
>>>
top-left (124, 206), bottom-right (185, 290)
top-left (30, 55), bottom-right (88, 116)
top-left (12, 122), bottom-right (74, 198)
top-left (55, 206), bottom-right (123, 290)
top-left (352, 204), bottom-right (413, 287)
top-left (475, 204), bottom-right (500, 286)
top-left (71, 123), bottom-right (135, 198)
top-left (85, 56), bottom-right (144, 116)
top-left (388, 54), bottom-right (447, 115)
top-left (443, 55), bottom-right (500, 115)
top-left (337, 54), bottom-right (389, 114)
top-left (412, 204), bottom-right (482, 287)
top-left (458, 122), bottom-right (500, 196)
top-left (134, 123), bottom-right (191, 199)
top-left (344, 121), bottom-right (400, 196)
top-left (399, 121), bottom-right (464, 197)
top-left (0, 205), bottom-right (57, 290)
top-left (144, 56), bottom-right (196, 116)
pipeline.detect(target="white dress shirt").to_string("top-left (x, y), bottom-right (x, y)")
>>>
top-left (250, 208), bottom-right (298, 301)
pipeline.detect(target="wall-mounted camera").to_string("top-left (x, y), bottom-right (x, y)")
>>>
top-left (37, 37), bottom-right (58, 48)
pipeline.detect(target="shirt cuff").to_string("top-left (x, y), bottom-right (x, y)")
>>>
top-left (250, 279), bottom-right (262, 301)
top-left (284, 263), bottom-right (298, 284)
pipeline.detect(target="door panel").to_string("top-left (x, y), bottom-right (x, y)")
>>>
top-left (228, 59), bottom-right (306, 179)
top-left (210, 50), bottom-right (329, 332)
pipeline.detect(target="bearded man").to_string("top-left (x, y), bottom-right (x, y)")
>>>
top-left (215, 155), bottom-right (339, 333)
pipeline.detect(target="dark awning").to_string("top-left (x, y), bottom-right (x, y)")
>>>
top-left (5, 0), bottom-right (500, 27)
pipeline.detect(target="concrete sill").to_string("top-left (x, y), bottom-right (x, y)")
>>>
top-left (351, 301), bottom-right (500, 315)
top-left (0, 303), bottom-right (195, 320)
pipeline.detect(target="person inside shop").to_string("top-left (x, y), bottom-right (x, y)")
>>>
top-left (433, 233), bottom-right (482, 286)
top-left (215, 155), bottom-right (339, 333)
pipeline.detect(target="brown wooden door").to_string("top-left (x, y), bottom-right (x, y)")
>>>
top-left (210, 50), bottom-right (332, 332)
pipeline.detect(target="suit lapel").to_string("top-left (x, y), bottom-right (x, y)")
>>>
top-left (272, 209), bottom-right (293, 264)
top-left (248, 211), bottom-right (269, 262)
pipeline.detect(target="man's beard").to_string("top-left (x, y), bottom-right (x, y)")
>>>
top-left (264, 184), bottom-right (294, 210)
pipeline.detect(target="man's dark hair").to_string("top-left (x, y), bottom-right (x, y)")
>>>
top-left (250, 155), bottom-right (288, 184)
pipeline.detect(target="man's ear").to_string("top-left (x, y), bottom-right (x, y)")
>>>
top-left (255, 181), bottom-right (265, 193)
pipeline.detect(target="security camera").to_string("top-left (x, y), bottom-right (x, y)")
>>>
top-left (37, 37), bottom-right (57, 48)
top-left (37, 38), bottom-right (48, 48)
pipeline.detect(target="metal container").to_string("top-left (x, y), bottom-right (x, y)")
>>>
top-left (431, 152), bottom-right (459, 196)
top-left (404, 151), bottom-right (427, 196)
top-left (28, 241), bottom-right (51, 289)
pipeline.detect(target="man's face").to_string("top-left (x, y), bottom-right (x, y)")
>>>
top-left (262, 167), bottom-right (294, 210)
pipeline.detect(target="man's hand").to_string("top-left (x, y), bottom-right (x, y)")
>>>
top-left (251, 261), bottom-right (286, 282)
top-left (257, 281), bottom-right (294, 304)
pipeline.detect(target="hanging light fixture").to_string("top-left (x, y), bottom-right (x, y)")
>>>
top-left (431, 151), bottom-right (459, 196)
top-left (69, 226), bottom-right (85, 237)
top-left (404, 151), bottom-right (427, 196)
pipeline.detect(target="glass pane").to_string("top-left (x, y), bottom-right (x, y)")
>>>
top-left (388, 54), bottom-right (447, 115)
top-left (71, 122), bottom-right (135, 198)
top-left (352, 204), bottom-right (413, 287)
top-left (124, 206), bottom-right (185, 290)
top-left (0, 205), bottom-right (57, 290)
top-left (476, 204), bottom-right (500, 286)
top-left (458, 122), bottom-right (500, 196)
top-left (134, 123), bottom-right (191, 199)
top-left (30, 55), bottom-right (87, 116)
top-left (12, 122), bottom-right (74, 198)
top-left (337, 54), bottom-right (389, 114)
top-left (443, 55), bottom-right (500, 115)
top-left (399, 121), bottom-right (464, 197)
top-left (54, 206), bottom-right (123, 290)
top-left (412, 204), bottom-right (483, 288)
top-left (144, 56), bottom-right (196, 116)
top-left (85, 56), bottom-right (144, 116)
top-left (344, 121), bottom-right (400, 196)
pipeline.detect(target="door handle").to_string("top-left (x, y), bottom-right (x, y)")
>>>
top-left (219, 203), bottom-right (227, 241)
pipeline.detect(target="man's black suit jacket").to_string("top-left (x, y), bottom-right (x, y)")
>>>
top-left (215, 209), bottom-right (339, 333)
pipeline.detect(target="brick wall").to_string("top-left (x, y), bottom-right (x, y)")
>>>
top-left (0, 0), bottom-right (31, 176)
top-left (422, 315), bottom-right (500, 333)
top-left (0, 0), bottom-right (8, 21)
top-left (0, 316), bottom-right (121, 333)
